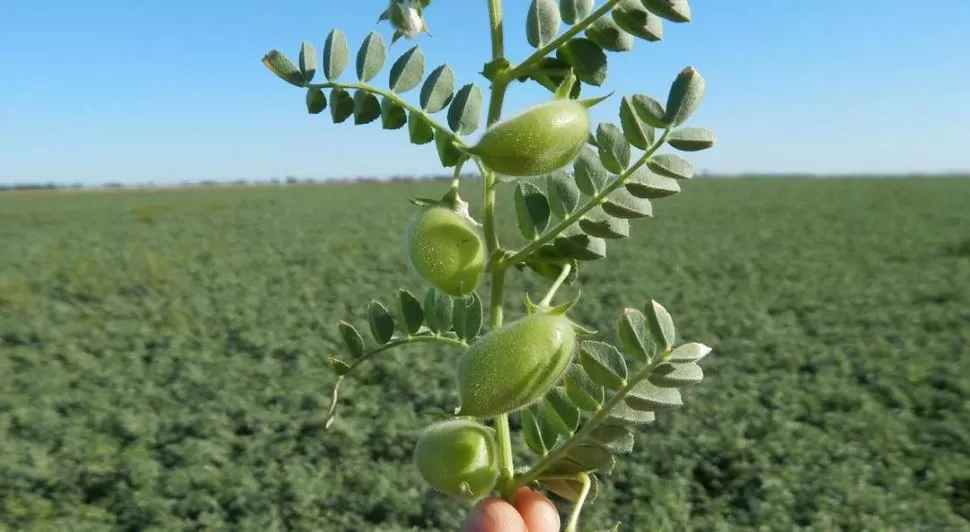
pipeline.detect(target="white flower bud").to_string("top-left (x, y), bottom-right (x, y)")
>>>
top-left (388, 0), bottom-right (429, 40)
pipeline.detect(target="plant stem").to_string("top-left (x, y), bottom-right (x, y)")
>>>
top-left (538, 262), bottom-right (572, 307)
top-left (501, 129), bottom-right (672, 268)
top-left (503, 0), bottom-right (622, 81)
top-left (564, 473), bottom-right (592, 532)
top-left (513, 349), bottom-right (670, 488)
top-left (485, 0), bottom-right (516, 503)
top-left (487, 0), bottom-right (504, 67)
top-left (305, 80), bottom-right (464, 147)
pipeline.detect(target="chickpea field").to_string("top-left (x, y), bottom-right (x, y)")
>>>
top-left (1, 176), bottom-right (969, 531)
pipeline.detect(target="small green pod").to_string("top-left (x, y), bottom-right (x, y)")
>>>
top-left (413, 419), bottom-right (499, 500)
top-left (467, 99), bottom-right (591, 177)
top-left (405, 205), bottom-right (486, 297)
top-left (457, 313), bottom-right (577, 417)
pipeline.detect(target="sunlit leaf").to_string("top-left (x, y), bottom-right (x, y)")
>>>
top-left (596, 123), bottom-right (631, 173)
top-left (664, 65), bottom-right (704, 126)
top-left (617, 307), bottom-right (655, 363)
top-left (669, 342), bottom-right (712, 363)
top-left (560, 0), bottom-right (594, 24)
top-left (564, 363), bottom-right (605, 411)
top-left (647, 153), bottom-right (694, 180)
top-left (668, 126), bottom-right (716, 151)
top-left (388, 45), bottom-right (425, 93)
top-left (579, 207), bottom-right (630, 239)
top-left (323, 29), bottom-right (349, 81)
top-left (262, 50), bottom-right (305, 87)
top-left (625, 379), bottom-right (683, 410)
top-left (356, 31), bottom-right (386, 82)
top-left (625, 167), bottom-right (681, 198)
top-left (546, 169), bottom-right (581, 219)
top-left (585, 17), bottom-right (634, 53)
top-left (641, 0), bottom-right (692, 23)
top-left (447, 83), bottom-right (483, 135)
top-left (619, 95), bottom-right (655, 150)
top-left (645, 299), bottom-right (676, 351)
top-left (527, 0), bottom-right (561, 48)
top-left (603, 188), bottom-right (653, 219)
top-left (420, 64), bottom-right (455, 113)
top-left (579, 340), bottom-right (627, 389)
top-left (574, 147), bottom-right (612, 195)
top-left (298, 41), bottom-right (317, 82)
top-left (649, 361), bottom-right (704, 387)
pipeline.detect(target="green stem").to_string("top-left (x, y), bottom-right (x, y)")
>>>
top-left (305, 80), bottom-right (465, 148)
top-left (538, 262), bottom-right (572, 307)
top-left (485, 0), bottom-right (516, 503)
top-left (501, 129), bottom-right (672, 268)
top-left (513, 349), bottom-right (670, 487)
top-left (564, 473), bottom-right (592, 532)
top-left (503, 0), bottom-right (623, 81)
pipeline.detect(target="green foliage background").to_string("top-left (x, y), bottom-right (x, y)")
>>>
top-left (1, 177), bottom-right (969, 531)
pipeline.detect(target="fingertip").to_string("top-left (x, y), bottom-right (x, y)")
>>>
top-left (513, 487), bottom-right (561, 532)
top-left (463, 496), bottom-right (528, 532)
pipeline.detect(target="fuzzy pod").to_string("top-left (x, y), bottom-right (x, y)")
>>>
top-left (405, 205), bottom-right (486, 297)
top-left (413, 419), bottom-right (498, 500)
top-left (466, 99), bottom-right (591, 177)
top-left (457, 313), bottom-right (577, 417)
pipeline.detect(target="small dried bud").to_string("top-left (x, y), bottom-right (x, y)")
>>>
top-left (385, 0), bottom-right (430, 40)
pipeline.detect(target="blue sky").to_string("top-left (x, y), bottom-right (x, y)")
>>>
top-left (2, 1), bottom-right (969, 186)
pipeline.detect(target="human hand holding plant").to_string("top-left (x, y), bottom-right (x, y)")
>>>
top-left (262, 1), bottom-right (715, 529)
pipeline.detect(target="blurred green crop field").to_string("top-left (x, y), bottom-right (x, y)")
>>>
top-left (1, 177), bottom-right (969, 531)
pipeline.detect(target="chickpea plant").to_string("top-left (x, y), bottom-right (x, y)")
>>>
top-left (263, 0), bottom-right (715, 529)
